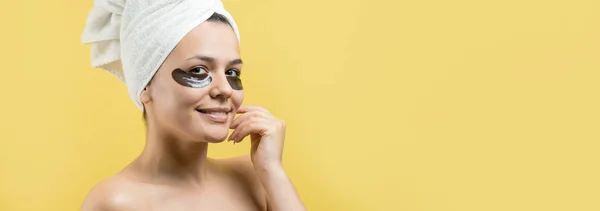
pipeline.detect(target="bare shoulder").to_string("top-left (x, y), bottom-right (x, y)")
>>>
top-left (80, 175), bottom-right (144, 211)
top-left (218, 154), bottom-right (255, 173)
top-left (212, 155), bottom-right (267, 207)
top-left (216, 154), bottom-right (262, 184)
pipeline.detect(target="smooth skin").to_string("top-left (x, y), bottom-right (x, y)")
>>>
top-left (80, 20), bottom-right (306, 211)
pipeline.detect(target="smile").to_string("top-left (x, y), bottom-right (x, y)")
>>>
top-left (195, 107), bottom-right (231, 123)
top-left (196, 109), bottom-right (229, 115)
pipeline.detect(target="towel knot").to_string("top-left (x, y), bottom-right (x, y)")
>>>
top-left (81, 0), bottom-right (126, 81)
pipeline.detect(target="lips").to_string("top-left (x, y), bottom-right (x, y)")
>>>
top-left (195, 107), bottom-right (231, 123)
top-left (196, 110), bottom-right (228, 115)
top-left (195, 107), bottom-right (231, 114)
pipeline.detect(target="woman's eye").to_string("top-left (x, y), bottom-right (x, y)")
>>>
top-left (188, 66), bottom-right (208, 74)
top-left (226, 69), bottom-right (241, 77)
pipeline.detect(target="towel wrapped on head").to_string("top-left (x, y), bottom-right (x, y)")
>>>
top-left (81, 0), bottom-right (240, 110)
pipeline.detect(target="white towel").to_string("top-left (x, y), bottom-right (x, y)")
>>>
top-left (81, 0), bottom-right (240, 110)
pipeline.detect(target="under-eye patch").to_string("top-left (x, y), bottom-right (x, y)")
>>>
top-left (226, 75), bottom-right (243, 90)
top-left (172, 67), bottom-right (212, 88)
top-left (172, 66), bottom-right (243, 90)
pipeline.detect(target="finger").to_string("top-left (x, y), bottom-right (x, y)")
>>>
top-left (229, 119), bottom-right (269, 143)
top-left (238, 105), bottom-right (271, 115)
top-left (229, 121), bottom-right (250, 143)
top-left (230, 118), bottom-right (267, 142)
top-left (230, 112), bottom-right (253, 129)
top-left (230, 111), bottom-right (270, 129)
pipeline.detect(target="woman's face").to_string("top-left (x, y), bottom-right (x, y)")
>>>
top-left (140, 21), bottom-right (243, 143)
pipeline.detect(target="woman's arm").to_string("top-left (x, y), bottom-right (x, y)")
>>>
top-left (257, 164), bottom-right (306, 211)
top-left (229, 105), bottom-right (307, 211)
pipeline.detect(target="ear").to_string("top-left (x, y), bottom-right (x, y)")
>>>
top-left (140, 85), bottom-right (151, 104)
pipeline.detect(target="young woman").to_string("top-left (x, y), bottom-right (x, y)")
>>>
top-left (80, 3), bottom-right (306, 211)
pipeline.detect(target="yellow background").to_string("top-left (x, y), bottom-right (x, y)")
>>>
top-left (1, 0), bottom-right (599, 210)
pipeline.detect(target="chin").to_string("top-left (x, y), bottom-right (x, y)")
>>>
top-left (190, 126), bottom-right (230, 143)
top-left (185, 111), bottom-right (234, 143)
top-left (203, 134), bottom-right (229, 143)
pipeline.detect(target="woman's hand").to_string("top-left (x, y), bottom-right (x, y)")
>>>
top-left (229, 105), bottom-right (307, 211)
top-left (229, 105), bottom-right (286, 172)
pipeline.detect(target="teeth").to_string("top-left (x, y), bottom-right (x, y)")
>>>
top-left (197, 110), bottom-right (227, 115)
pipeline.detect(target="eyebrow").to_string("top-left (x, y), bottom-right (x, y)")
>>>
top-left (186, 55), bottom-right (243, 66)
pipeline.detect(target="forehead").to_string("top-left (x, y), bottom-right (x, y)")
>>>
top-left (170, 21), bottom-right (240, 62)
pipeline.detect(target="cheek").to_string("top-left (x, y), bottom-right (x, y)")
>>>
top-left (232, 91), bottom-right (244, 108)
top-left (153, 85), bottom-right (180, 111)
top-left (155, 81), bottom-right (206, 110)
top-left (178, 88), bottom-right (211, 106)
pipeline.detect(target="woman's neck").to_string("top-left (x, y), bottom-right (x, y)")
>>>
top-left (130, 126), bottom-right (213, 187)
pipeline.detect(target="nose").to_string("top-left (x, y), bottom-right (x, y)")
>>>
top-left (208, 73), bottom-right (233, 100)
